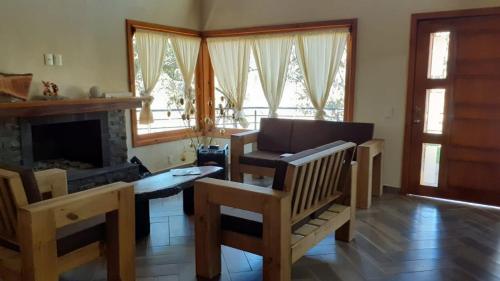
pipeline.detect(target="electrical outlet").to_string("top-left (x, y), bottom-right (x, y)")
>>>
top-left (167, 155), bottom-right (172, 164)
top-left (44, 54), bottom-right (54, 66)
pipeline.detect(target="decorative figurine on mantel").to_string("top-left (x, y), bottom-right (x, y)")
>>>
top-left (42, 80), bottom-right (59, 96)
top-left (89, 86), bottom-right (104, 98)
top-left (31, 80), bottom-right (66, 100)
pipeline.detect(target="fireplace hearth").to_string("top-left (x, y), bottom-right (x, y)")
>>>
top-left (33, 159), bottom-right (96, 170)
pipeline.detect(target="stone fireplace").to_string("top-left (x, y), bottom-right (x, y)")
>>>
top-left (0, 109), bottom-right (139, 193)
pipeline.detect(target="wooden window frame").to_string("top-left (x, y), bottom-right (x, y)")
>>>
top-left (202, 19), bottom-right (358, 138)
top-left (126, 19), bottom-right (204, 147)
top-left (127, 19), bottom-right (357, 145)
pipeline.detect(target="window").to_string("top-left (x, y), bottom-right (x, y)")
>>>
top-left (127, 20), bottom-right (357, 146)
top-left (133, 37), bottom-right (196, 135)
top-left (208, 22), bottom-right (355, 132)
top-left (424, 89), bottom-right (445, 134)
top-left (214, 52), bottom-right (266, 129)
top-left (420, 143), bottom-right (441, 187)
top-left (214, 45), bottom-right (347, 130)
top-left (427, 31), bottom-right (450, 79)
top-left (126, 20), bottom-right (202, 146)
top-left (281, 46), bottom-right (346, 122)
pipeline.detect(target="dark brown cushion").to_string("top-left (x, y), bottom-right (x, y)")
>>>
top-left (0, 163), bottom-right (42, 203)
top-left (272, 141), bottom-right (347, 191)
top-left (219, 206), bottom-right (316, 237)
top-left (289, 120), bottom-right (374, 153)
top-left (56, 215), bottom-right (106, 256)
top-left (239, 150), bottom-right (283, 168)
top-left (0, 215), bottom-right (105, 257)
top-left (221, 206), bottom-right (263, 238)
top-left (257, 118), bottom-right (293, 153)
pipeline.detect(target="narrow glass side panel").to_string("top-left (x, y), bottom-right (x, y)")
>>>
top-left (420, 143), bottom-right (442, 187)
top-left (428, 31), bottom-right (450, 79)
top-left (424, 89), bottom-right (446, 134)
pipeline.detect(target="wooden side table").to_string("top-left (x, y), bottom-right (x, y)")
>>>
top-left (356, 139), bottom-right (384, 209)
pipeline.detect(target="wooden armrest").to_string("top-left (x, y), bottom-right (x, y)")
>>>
top-left (195, 178), bottom-right (288, 213)
top-left (195, 178), bottom-right (290, 279)
top-left (357, 139), bottom-right (384, 208)
top-left (288, 142), bottom-right (357, 167)
top-left (17, 181), bottom-right (135, 280)
top-left (349, 161), bottom-right (358, 205)
top-left (19, 182), bottom-right (133, 229)
top-left (34, 168), bottom-right (68, 198)
top-left (230, 130), bottom-right (259, 182)
top-left (231, 130), bottom-right (259, 144)
top-left (358, 139), bottom-right (384, 157)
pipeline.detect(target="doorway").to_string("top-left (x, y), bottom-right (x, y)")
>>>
top-left (403, 7), bottom-right (500, 206)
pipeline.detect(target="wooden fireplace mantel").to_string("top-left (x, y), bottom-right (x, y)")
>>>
top-left (0, 97), bottom-right (143, 117)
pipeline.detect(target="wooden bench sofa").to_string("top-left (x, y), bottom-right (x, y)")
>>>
top-left (231, 118), bottom-right (384, 208)
top-left (195, 141), bottom-right (357, 281)
top-left (0, 165), bottom-right (135, 281)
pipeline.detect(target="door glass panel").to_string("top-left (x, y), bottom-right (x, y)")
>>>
top-left (420, 143), bottom-right (441, 187)
top-left (424, 89), bottom-right (446, 134)
top-left (428, 31), bottom-right (450, 79)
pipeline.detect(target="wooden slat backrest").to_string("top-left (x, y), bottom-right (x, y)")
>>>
top-left (283, 143), bottom-right (356, 225)
top-left (0, 169), bottom-right (29, 245)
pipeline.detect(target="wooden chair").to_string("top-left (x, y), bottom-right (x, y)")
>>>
top-left (195, 141), bottom-right (357, 281)
top-left (0, 167), bottom-right (135, 281)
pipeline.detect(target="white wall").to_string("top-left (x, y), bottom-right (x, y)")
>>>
top-left (0, 0), bottom-right (200, 172)
top-left (3, 0), bottom-right (500, 178)
top-left (201, 0), bottom-right (500, 187)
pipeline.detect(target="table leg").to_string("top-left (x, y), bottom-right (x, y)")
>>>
top-left (183, 186), bottom-right (194, 215)
top-left (135, 198), bottom-right (150, 240)
top-left (183, 169), bottom-right (225, 216)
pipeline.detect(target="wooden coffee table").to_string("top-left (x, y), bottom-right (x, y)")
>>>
top-left (133, 166), bottom-right (223, 239)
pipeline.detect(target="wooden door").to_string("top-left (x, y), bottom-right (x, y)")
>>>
top-left (405, 11), bottom-right (500, 206)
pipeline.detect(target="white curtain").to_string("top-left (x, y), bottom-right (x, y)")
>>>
top-left (207, 37), bottom-right (252, 128)
top-left (135, 30), bottom-right (169, 124)
top-left (295, 29), bottom-right (348, 120)
top-left (252, 35), bottom-right (293, 118)
top-left (170, 35), bottom-right (202, 123)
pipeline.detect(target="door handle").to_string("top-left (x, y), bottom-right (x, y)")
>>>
top-left (413, 106), bottom-right (422, 125)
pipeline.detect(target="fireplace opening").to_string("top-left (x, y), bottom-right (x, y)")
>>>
top-left (20, 112), bottom-right (111, 171)
top-left (31, 120), bottom-right (103, 170)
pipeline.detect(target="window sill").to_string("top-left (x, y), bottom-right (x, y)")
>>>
top-left (205, 127), bottom-right (251, 139)
top-left (132, 128), bottom-right (201, 147)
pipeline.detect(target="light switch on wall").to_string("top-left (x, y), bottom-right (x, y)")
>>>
top-left (54, 54), bottom-right (63, 66)
top-left (44, 54), bottom-right (54, 66)
top-left (385, 106), bottom-right (395, 119)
